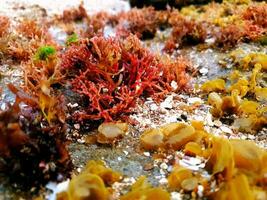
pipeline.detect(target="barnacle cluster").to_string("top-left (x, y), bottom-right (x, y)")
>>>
top-left (55, 119), bottom-right (267, 200)
top-left (201, 52), bottom-right (267, 132)
top-left (140, 121), bottom-right (267, 199)
top-left (57, 160), bottom-right (121, 200)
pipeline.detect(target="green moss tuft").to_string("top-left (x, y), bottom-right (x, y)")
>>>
top-left (34, 45), bottom-right (56, 61)
top-left (66, 33), bottom-right (78, 46)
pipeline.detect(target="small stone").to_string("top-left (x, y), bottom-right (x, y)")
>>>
top-left (160, 101), bottom-right (172, 109)
top-left (159, 178), bottom-right (168, 184)
top-left (206, 113), bottom-right (214, 126)
top-left (199, 67), bottom-right (208, 75)
top-left (159, 108), bottom-right (167, 114)
top-left (67, 103), bottom-right (78, 108)
top-left (160, 95), bottom-right (173, 109)
top-left (150, 103), bottom-right (158, 111)
top-left (247, 134), bottom-right (255, 140)
top-left (102, 88), bottom-right (109, 93)
top-left (213, 120), bottom-right (222, 127)
top-left (143, 152), bottom-right (150, 157)
top-left (187, 97), bottom-right (203, 104)
top-left (165, 115), bottom-right (178, 123)
top-left (77, 139), bottom-right (85, 144)
top-left (159, 169), bottom-right (165, 175)
top-left (197, 185), bottom-right (204, 197)
top-left (171, 192), bottom-right (182, 200)
top-left (74, 124), bottom-right (80, 129)
top-left (220, 126), bottom-right (233, 134)
top-left (160, 163), bottom-right (168, 170)
top-left (171, 81), bottom-right (178, 90)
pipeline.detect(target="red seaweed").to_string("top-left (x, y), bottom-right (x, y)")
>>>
top-left (61, 35), bottom-right (189, 121)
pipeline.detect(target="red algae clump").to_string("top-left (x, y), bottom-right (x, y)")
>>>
top-left (61, 35), bottom-right (189, 121)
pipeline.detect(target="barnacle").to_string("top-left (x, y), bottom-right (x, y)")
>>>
top-left (168, 165), bottom-right (194, 190)
top-left (201, 79), bottom-right (226, 93)
top-left (230, 139), bottom-right (266, 173)
top-left (213, 174), bottom-right (254, 200)
top-left (208, 92), bottom-right (223, 117)
top-left (58, 173), bottom-right (109, 200)
top-left (184, 141), bottom-right (203, 157)
top-left (83, 160), bottom-right (121, 185)
top-left (57, 159), bottom-right (122, 200)
top-left (238, 100), bottom-right (259, 115)
top-left (162, 123), bottom-right (267, 198)
top-left (205, 137), bottom-right (235, 180)
top-left (205, 56), bottom-right (266, 132)
top-left (140, 123), bottom-right (196, 151)
top-left (255, 87), bottom-right (267, 101)
top-left (228, 79), bottom-right (249, 97)
top-left (140, 128), bottom-right (164, 150)
top-left (121, 176), bottom-right (170, 200)
top-left (97, 122), bottom-right (128, 144)
top-left (163, 123), bottom-right (196, 150)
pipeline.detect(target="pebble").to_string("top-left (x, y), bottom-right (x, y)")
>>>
top-left (160, 163), bottom-right (168, 170)
top-left (159, 178), bottom-right (168, 184)
top-left (171, 80), bottom-right (178, 90)
top-left (67, 103), bottom-right (78, 108)
top-left (171, 192), bottom-right (182, 200)
top-left (199, 67), bottom-right (208, 75)
top-left (165, 115), bottom-right (178, 123)
top-left (187, 97), bottom-right (203, 104)
top-left (143, 152), bottom-right (150, 157)
top-left (160, 95), bottom-right (173, 109)
top-left (197, 185), bottom-right (204, 197)
top-left (123, 177), bottom-right (136, 184)
top-left (220, 126), bottom-right (233, 134)
top-left (167, 165), bottom-right (173, 172)
top-left (46, 180), bottom-right (70, 200)
top-left (205, 113), bottom-right (214, 126)
top-left (150, 103), bottom-right (158, 111)
top-left (74, 123), bottom-right (80, 129)
top-left (77, 139), bottom-right (85, 144)
top-left (0, 103), bottom-right (5, 110)
top-left (213, 120), bottom-right (222, 127)
top-left (160, 101), bottom-right (172, 109)
top-left (159, 169), bottom-right (165, 175)
top-left (247, 134), bottom-right (255, 140)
